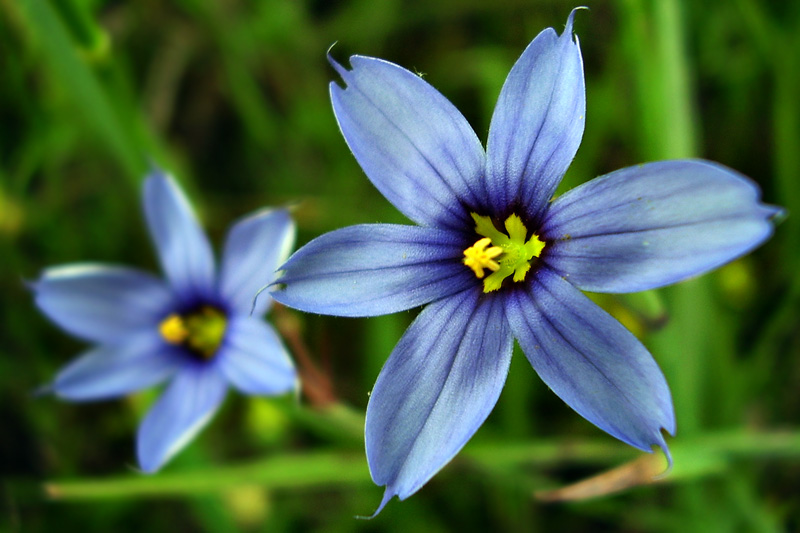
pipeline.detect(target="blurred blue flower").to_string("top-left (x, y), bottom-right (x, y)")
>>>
top-left (35, 170), bottom-right (297, 472)
top-left (272, 9), bottom-right (780, 513)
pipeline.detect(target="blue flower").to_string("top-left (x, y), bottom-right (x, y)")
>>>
top-left (35, 170), bottom-right (297, 472)
top-left (272, 10), bottom-right (780, 513)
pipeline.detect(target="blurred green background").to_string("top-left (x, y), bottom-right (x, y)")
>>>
top-left (2, 0), bottom-right (799, 531)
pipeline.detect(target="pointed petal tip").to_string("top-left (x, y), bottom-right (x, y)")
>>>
top-left (136, 441), bottom-right (164, 474)
top-left (22, 274), bottom-right (37, 292)
top-left (653, 437), bottom-right (674, 479)
top-left (137, 461), bottom-right (159, 474)
top-left (326, 46), bottom-right (351, 85)
top-left (766, 204), bottom-right (788, 224)
top-left (326, 41), bottom-right (338, 57)
top-left (144, 159), bottom-right (167, 178)
top-left (143, 166), bottom-right (171, 188)
top-left (249, 284), bottom-right (271, 316)
top-left (32, 383), bottom-right (53, 398)
top-left (637, 423), bottom-right (674, 480)
top-left (355, 488), bottom-right (394, 520)
top-left (641, 413), bottom-right (676, 461)
top-left (124, 462), bottom-right (146, 475)
top-left (563, 7), bottom-right (587, 39)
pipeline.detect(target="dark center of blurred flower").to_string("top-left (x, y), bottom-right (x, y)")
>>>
top-left (462, 213), bottom-right (546, 293)
top-left (158, 306), bottom-right (227, 359)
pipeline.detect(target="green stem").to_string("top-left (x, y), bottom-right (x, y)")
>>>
top-left (44, 451), bottom-right (371, 500)
top-left (652, 0), bottom-right (697, 159)
top-left (39, 429), bottom-right (800, 500)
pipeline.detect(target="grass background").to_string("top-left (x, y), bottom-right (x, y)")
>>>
top-left (2, 0), bottom-right (799, 531)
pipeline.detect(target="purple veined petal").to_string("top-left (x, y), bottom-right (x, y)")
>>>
top-left (143, 171), bottom-right (216, 303)
top-left (365, 288), bottom-right (513, 516)
top-left (329, 54), bottom-right (487, 230)
top-left (272, 224), bottom-right (477, 317)
top-left (33, 264), bottom-right (174, 344)
top-left (219, 208), bottom-right (295, 315)
top-left (216, 315), bottom-right (296, 395)
top-left (506, 267), bottom-right (675, 456)
top-left (485, 9), bottom-right (585, 223)
top-left (541, 160), bottom-right (781, 293)
top-left (51, 332), bottom-right (181, 401)
top-left (136, 364), bottom-right (228, 473)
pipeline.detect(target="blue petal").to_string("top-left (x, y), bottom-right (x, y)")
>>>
top-left (143, 172), bottom-right (216, 303)
top-left (366, 288), bottom-right (513, 515)
top-left (272, 224), bottom-right (476, 317)
top-left (34, 264), bottom-right (174, 343)
top-left (136, 364), bottom-right (228, 473)
top-left (542, 160), bottom-right (780, 293)
top-left (329, 54), bottom-right (486, 230)
top-left (52, 332), bottom-right (181, 401)
top-left (506, 267), bottom-right (675, 454)
top-left (216, 315), bottom-right (296, 395)
top-left (219, 208), bottom-right (295, 315)
top-left (485, 9), bottom-right (585, 223)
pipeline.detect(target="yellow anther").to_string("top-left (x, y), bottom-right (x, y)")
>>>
top-left (159, 314), bottom-right (189, 344)
top-left (463, 237), bottom-right (503, 278)
top-left (463, 213), bottom-right (547, 292)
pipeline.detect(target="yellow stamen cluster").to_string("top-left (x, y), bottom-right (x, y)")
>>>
top-left (159, 314), bottom-right (189, 344)
top-left (158, 306), bottom-right (227, 359)
top-left (463, 237), bottom-right (503, 278)
top-left (462, 213), bottom-right (546, 293)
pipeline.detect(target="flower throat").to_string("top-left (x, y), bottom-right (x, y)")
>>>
top-left (159, 306), bottom-right (227, 359)
top-left (462, 213), bottom-right (545, 293)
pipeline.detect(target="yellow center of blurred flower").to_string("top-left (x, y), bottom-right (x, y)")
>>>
top-left (158, 306), bottom-right (227, 359)
top-left (462, 213), bottom-right (546, 293)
